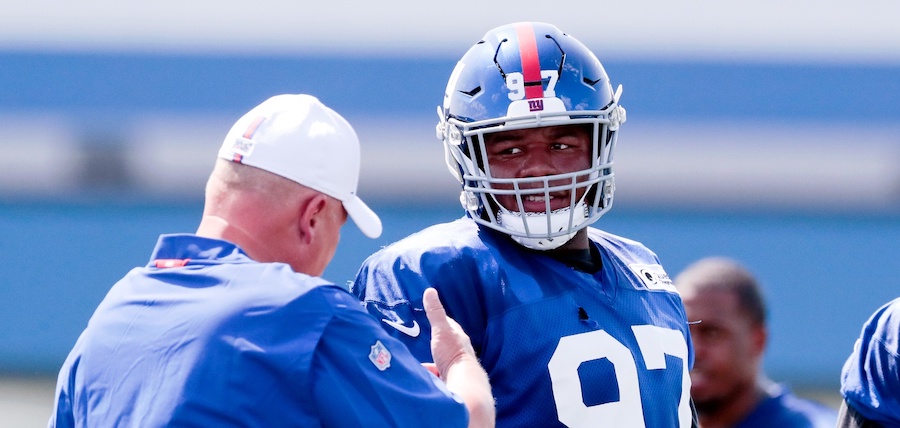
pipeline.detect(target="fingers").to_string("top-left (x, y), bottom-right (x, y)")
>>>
top-left (423, 287), bottom-right (448, 329)
top-left (426, 287), bottom-right (467, 373)
top-left (424, 288), bottom-right (468, 339)
top-left (421, 362), bottom-right (440, 377)
top-left (421, 288), bottom-right (495, 427)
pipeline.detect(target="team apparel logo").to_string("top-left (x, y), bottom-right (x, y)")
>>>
top-left (382, 318), bottom-right (421, 337)
top-left (629, 263), bottom-right (676, 293)
top-left (368, 340), bottom-right (391, 371)
top-left (225, 115), bottom-right (266, 162)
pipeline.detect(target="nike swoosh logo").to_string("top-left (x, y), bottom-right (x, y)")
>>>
top-left (382, 318), bottom-right (421, 337)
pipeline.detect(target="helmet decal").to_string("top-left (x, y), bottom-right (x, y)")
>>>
top-left (512, 22), bottom-right (544, 100)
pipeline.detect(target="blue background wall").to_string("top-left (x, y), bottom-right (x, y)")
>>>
top-left (2, 198), bottom-right (898, 387)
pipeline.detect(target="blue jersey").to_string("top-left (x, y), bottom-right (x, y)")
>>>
top-left (50, 234), bottom-right (468, 428)
top-left (841, 297), bottom-right (900, 427)
top-left (736, 384), bottom-right (837, 428)
top-left (352, 218), bottom-right (694, 427)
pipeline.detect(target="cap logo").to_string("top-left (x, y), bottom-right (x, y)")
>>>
top-left (228, 138), bottom-right (254, 161)
top-left (227, 116), bottom-right (267, 161)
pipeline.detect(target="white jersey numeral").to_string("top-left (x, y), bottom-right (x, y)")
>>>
top-left (541, 70), bottom-right (558, 97)
top-left (506, 70), bottom-right (559, 100)
top-left (547, 326), bottom-right (691, 428)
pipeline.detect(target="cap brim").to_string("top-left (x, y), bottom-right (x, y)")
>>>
top-left (343, 196), bottom-right (382, 239)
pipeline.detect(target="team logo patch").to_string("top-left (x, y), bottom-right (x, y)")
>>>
top-left (528, 99), bottom-right (544, 111)
top-left (628, 263), bottom-right (677, 293)
top-left (228, 137), bottom-right (255, 159)
top-left (225, 116), bottom-right (265, 162)
top-left (369, 340), bottom-right (392, 371)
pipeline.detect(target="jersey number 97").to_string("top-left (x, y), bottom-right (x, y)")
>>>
top-left (548, 325), bottom-right (692, 427)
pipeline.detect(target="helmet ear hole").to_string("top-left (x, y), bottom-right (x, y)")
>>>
top-left (468, 134), bottom-right (487, 174)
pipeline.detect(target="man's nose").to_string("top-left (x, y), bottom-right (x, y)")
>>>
top-left (516, 152), bottom-right (557, 178)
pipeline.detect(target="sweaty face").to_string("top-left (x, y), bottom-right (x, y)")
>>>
top-left (682, 288), bottom-right (764, 409)
top-left (482, 124), bottom-right (593, 213)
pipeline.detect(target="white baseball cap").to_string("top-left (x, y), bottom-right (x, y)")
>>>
top-left (218, 94), bottom-right (382, 238)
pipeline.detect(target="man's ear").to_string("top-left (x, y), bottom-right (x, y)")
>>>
top-left (297, 194), bottom-right (328, 245)
top-left (751, 323), bottom-right (768, 358)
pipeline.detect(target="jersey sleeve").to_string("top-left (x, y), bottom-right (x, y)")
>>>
top-left (352, 220), bottom-right (494, 363)
top-left (310, 289), bottom-right (468, 428)
top-left (350, 251), bottom-right (435, 362)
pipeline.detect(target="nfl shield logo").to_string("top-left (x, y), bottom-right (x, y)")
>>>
top-left (369, 340), bottom-right (391, 371)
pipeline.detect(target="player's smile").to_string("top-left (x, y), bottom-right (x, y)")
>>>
top-left (515, 190), bottom-right (572, 212)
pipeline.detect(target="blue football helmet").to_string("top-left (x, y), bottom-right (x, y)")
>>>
top-left (436, 22), bottom-right (626, 250)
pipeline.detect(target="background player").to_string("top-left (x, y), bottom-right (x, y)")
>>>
top-left (675, 256), bottom-right (837, 428)
top-left (352, 22), bottom-right (697, 427)
top-left (49, 94), bottom-right (494, 427)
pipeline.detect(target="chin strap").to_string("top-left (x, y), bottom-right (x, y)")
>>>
top-left (510, 231), bottom-right (575, 251)
top-left (498, 202), bottom-right (589, 251)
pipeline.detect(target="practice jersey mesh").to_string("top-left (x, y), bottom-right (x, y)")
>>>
top-left (353, 218), bottom-right (694, 427)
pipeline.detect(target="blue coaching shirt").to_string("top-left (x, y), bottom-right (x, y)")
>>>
top-left (841, 297), bottom-right (900, 427)
top-left (50, 234), bottom-right (468, 427)
top-left (352, 218), bottom-right (694, 427)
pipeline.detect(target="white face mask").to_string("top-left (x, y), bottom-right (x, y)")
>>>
top-left (498, 201), bottom-right (590, 250)
top-left (439, 103), bottom-right (622, 252)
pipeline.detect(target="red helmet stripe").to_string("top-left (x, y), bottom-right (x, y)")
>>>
top-left (515, 23), bottom-right (544, 100)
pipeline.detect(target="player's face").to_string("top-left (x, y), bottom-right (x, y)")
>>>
top-left (681, 288), bottom-right (765, 408)
top-left (483, 124), bottom-right (593, 213)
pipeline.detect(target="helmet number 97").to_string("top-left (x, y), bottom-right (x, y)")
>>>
top-left (506, 70), bottom-right (559, 100)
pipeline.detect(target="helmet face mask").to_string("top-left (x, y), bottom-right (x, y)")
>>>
top-left (437, 22), bottom-right (625, 251)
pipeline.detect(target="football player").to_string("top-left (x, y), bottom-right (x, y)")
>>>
top-left (352, 22), bottom-right (698, 427)
top-left (676, 256), bottom-right (837, 427)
